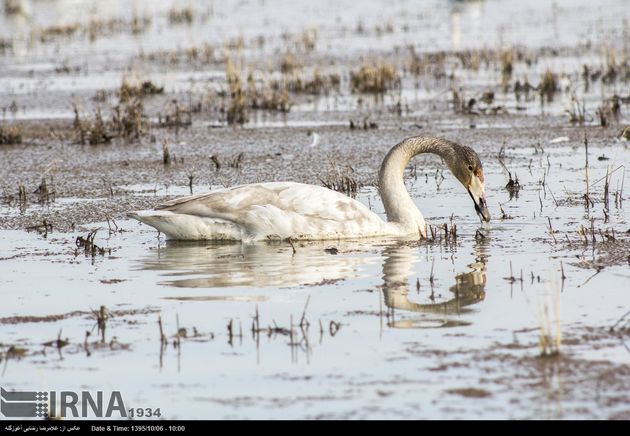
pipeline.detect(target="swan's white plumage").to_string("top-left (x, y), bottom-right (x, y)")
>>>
top-left (129, 182), bottom-right (409, 241)
top-left (129, 136), bottom-right (489, 241)
top-left (128, 210), bottom-right (244, 240)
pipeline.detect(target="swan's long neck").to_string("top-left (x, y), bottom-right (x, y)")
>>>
top-left (379, 136), bottom-right (458, 232)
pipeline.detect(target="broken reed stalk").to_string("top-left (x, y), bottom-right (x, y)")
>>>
top-left (158, 315), bottom-right (166, 343)
top-left (75, 228), bottom-right (111, 256)
top-left (329, 321), bottom-right (340, 336)
top-left (88, 305), bottom-right (108, 343)
top-left (288, 238), bottom-right (297, 254)
top-left (547, 184), bottom-right (559, 207)
top-left (621, 166), bottom-right (625, 207)
top-left (448, 213), bottom-right (457, 241)
top-left (565, 234), bottom-right (573, 248)
top-left (499, 203), bottom-right (509, 219)
top-left (105, 216), bottom-right (123, 235)
top-left (26, 219), bottom-right (53, 237)
top-left (227, 318), bottom-right (233, 346)
top-left (604, 166), bottom-right (610, 221)
top-left (547, 216), bottom-right (557, 244)
top-left (299, 295), bottom-right (311, 328)
top-left (175, 313), bottom-right (181, 348)
top-left (162, 143), bottom-right (171, 165)
top-left (18, 183), bottom-right (27, 203)
top-left (609, 310), bottom-right (630, 333)
top-left (211, 155), bottom-right (221, 171)
top-left (251, 305), bottom-right (260, 337)
top-left (84, 331), bottom-right (91, 356)
top-left (289, 315), bottom-right (294, 346)
top-left (503, 261), bottom-right (523, 284)
top-left (584, 133), bottom-right (590, 209)
top-left (188, 173), bottom-right (194, 195)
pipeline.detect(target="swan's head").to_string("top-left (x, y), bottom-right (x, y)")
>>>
top-left (449, 145), bottom-right (490, 223)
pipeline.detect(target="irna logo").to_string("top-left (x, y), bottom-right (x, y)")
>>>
top-left (1, 387), bottom-right (127, 418)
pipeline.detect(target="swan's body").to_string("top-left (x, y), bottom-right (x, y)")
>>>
top-left (130, 182), bottom-right (403, 240)
top-left (129, 136), bottom-right (490, 241)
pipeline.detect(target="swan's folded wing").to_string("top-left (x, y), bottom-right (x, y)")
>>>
top-left (274, 183), bottom-right (375, 222)
top-left (156, 183), bottom-right (290, 220)
top-left (155, 191), bottom-right (220, 209)
top-left (156, 182), bottom-right (384, 233)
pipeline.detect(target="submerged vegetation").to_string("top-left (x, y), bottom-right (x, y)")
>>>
top-left (3, 17), bottom-right (628, 132)
top-left (1, 0), bottom-right (630, 421)
top-left (33, 14), bottom-right (152, 43)
top-left (71, 78), bottom-right (168, 143)
top-left (168, 7), bottom-right (194, 25)
top-left (350, 62), bottom-right (400, 93)
top-left (119, 78), bottom-right (164, 103)
top-left (225, 59), bottom-right (248, 125)
top-left (539, 69), bottom-right (558, 103)
top-left (0, 123), bottom-right (22, 145)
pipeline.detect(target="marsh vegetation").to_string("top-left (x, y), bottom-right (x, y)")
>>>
top-left (1, 0), bottom-right (629, 420)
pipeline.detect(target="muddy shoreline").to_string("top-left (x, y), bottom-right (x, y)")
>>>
top-left (1, 119), bottom-right (626, 232)
top-left (2, 0), bottom-right (630, 420)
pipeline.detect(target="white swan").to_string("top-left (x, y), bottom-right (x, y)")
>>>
top-left (128, 136), bottom-right (490, 241)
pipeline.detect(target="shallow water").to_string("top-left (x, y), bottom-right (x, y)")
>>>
top-left (1, 140), bottom-right (629, 419)
top-left (2, 0), bottom-right (630, 421)
top-left (1, 0), bottom-right (628, 122)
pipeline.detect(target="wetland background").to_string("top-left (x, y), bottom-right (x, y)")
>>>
top-left (1, 0), bottom-right (630, 420)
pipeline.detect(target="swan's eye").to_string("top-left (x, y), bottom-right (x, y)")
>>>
top-left (468, 165), bottom-right (473, 171)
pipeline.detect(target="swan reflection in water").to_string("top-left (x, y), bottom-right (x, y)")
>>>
top-left (135, 240), bottom-right (487, 325)
top-left (381, 244), bottom-right (487, 329)
top-left (135, 240), bottom-right (379, 289)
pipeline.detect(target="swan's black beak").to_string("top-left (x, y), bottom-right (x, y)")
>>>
top-left (470, 190), bottom-right (490, 223)
top-left (467, 174), bottom-right (490, 223)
